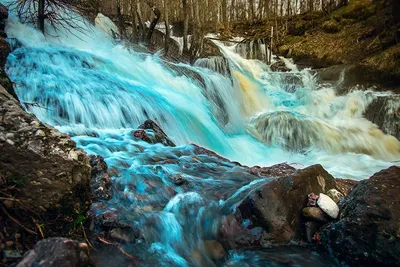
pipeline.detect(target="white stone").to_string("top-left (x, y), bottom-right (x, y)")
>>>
top-left (317, 193), bottom-right (339, 219)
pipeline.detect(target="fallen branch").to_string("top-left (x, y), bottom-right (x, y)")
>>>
top-left (97, 235), bottom-right (140, 263)
top-left (1, 206), bottom-right (37, 235)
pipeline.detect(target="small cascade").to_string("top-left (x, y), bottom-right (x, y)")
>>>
top-left (194, 56), bottom-right (232, 78)
top-left (234, 39), bottom-right (271, 63)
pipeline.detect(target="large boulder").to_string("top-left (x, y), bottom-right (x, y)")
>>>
top-left (219, 164), bottom-right (337, 248)
top-left (319, 166), bottom-right (400, 266)
top-left (0, 84), bottom-right (92, 234)
top-left (17, 238), bottom-right (92, 267)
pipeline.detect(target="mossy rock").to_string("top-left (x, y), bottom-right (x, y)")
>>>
top-left (322, 20), bottom-right (341, 33)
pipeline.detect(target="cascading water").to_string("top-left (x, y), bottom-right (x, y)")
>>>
top-left (2, 3), bottom-right (399, 266)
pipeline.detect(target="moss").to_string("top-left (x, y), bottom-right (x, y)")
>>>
top-left (322, 20), bottom-right (341, 33)
top-left (0, 69), bottom-right (17, 100)
top-left (7, 174), bottom-right (28, 186)
top-left (331, 0), bottom-right (377, 21)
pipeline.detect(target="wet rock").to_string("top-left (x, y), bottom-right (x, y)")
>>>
top-left (220, 164), bottom-right (337, 248)
top-left (0, 4), bottom-right (8, 22)
top-left (320, 166), bottom-right (400, 266)
top-left (3, 249), bottom-right (22, 263)
top-left (326, 189), bottom-right (344, 204)
top-left (170, 174), bottom-right (187, 185)
top-left (203, 240), bottom-right (225, 261)
top-left (270, 60), bottom-right (291, 72)
top-left (302, 207), bottom-right (331, 223)
top-left (0, 84), bottom-right (92, 233)
top-left (16, 238), bottom-right (92, 267)
top-left (135, 120), bottom-right (176, 147)
top-left (317, 193), bottom-right (339, 219)
top-left (305, 221), bottom-right (323, 243)
top-left (249, 163), bottom-right (296, 178)
top-left (89, 155), bottom-right (112, 201)
top-left (364, 94), bottom-right (400, 140)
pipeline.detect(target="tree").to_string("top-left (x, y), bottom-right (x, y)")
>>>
top-left (7, 0), bottom-right (86, 34)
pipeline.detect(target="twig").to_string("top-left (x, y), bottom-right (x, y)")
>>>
top-left (97, 236), bottom-right (140, 263)
top-left (81, 224), bottom-right (93, 248)
top-left (35, 222), bottom-right (45, 239)
top-left (1, 206), bottom-right (37, 235)
top-left (0, 197), bottom-right (20, 201)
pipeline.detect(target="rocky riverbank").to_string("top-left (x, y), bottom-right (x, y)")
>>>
top-left (226, 0), bottom-right (400, 92)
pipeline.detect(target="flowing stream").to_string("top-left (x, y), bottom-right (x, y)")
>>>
top-left (2, 5), bottom-right (400, 266)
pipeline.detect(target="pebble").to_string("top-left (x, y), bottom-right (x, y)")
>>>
top-left (326, 189), bottom-right (344, 203)
top-left (317, 193), bottom-right (340, 219)
top-left (5, 133), bottom-right (14, 139)
top-left (6, 139), bottom-right (14, 145)
top-left (307, 193), bottom-right (319, 206)
top-left (35, 130), bottom-right (46, 137)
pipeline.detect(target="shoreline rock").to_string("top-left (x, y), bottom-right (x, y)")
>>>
top-left (319, 166), bottom-right (400, 266)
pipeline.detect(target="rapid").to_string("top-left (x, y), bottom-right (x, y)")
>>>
top-left (2, 4), bottom-right (399, 266)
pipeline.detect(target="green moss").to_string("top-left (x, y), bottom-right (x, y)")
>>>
top-left (7, 174), bottom-right (28, 186)
top-left (332, 0), bottom-right (377, 21)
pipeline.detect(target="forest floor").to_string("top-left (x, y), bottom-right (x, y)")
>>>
top-left (221, 0), bottom-right (400, 89)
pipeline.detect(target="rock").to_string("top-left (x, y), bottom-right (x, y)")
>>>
top-left (335, 178), bottom-right (358, 196)
top-left (89, 155), bottom-right (112, 201)
top-left (321, 20), bottom-right (340, 33)
top-left (302, 207), bottom-right (331, 222)
top-left (270, 60), bottom-right (291, 72)
top-left (170, 174), bottom-right (187, 185)
top-left (219, 164), bottom-right (337, 248)
top-left (307, 193), bottom-right (319, 206)
top-left (364, 94), bottom-right (400, 140)
top-left (16, 238), bottom-right (92, 267)
top-left (317, 193), bottom-right (339, 219)
top-left (203, 240), bottom-right (225, 261)
top-left (3, 249), bottom-right (22, 263)
top-left (319, 166), bottom-right (400, 266)
top-left (326, 189), bottom-right (344, 203)
top-left (0, 4), bottom-right (8, 21)
top-left (0, 37), bottom-right (10, 68)
top-left (305, 221), bottom-right (323, 243)
top-left (0, 84), bottom-right (91, 233)
top-left (135, 120), bottom-right (176, 147)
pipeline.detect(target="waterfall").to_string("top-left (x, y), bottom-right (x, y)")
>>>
top-left (2, 5), bottom-right (399, 265)
top-left (3, 10), bottom-right (399, 178)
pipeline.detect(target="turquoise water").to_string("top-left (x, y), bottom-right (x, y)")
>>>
top-left (2, 5), bottom-right (399, 266)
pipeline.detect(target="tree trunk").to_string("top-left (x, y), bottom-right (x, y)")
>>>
top-left (182, 0), bottom-right (189, 53)
top-left (164, 0), bottom-right (170, 55)
top-left (130, 0), bottom-right (138, 42)
top-left (117, 0), bottom-right (126, 39)
top-left (222, 0), bottom-right (228, 31)
top-left (146, 1), bottom-right (161, 42)
top-left (38, 0), bottom-right (45, 33)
